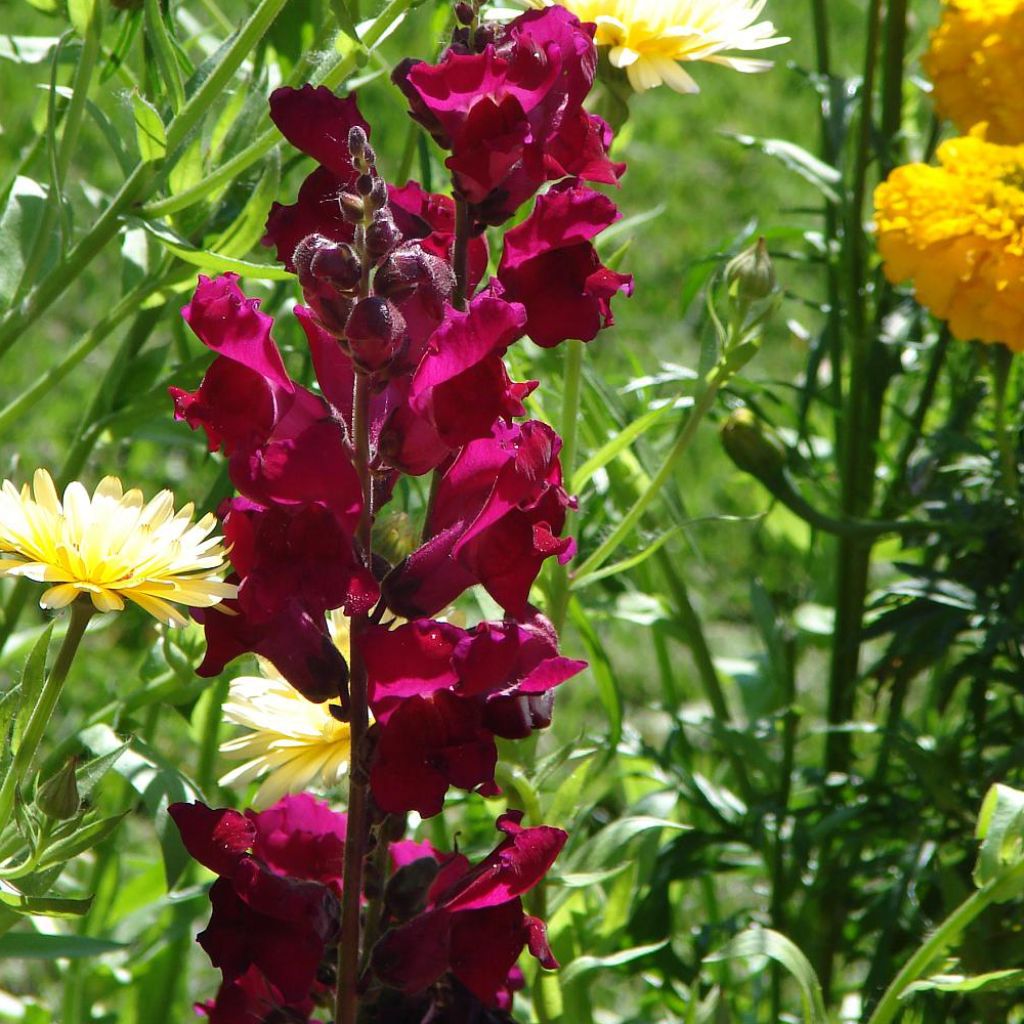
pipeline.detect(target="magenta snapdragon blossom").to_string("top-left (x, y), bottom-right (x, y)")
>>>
top-left (171, 4), bottom-right (632, 1018)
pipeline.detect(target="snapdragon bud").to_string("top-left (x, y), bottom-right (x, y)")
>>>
top-left (373, 511), bottom-right (418, 564)
top-left (345, 296), bottom-right (407, 374)
top-left (454, 2), bottom-right (474, 26)
top-left (294, 234), bottom-right (360, 336)
top-left (339, 192), bottom-right (366, 223)
top-left (366, 210), bottom-right (402, 261)
top-left (36, 759), bottom-right (80, 821)
top-left (725, 237), bottom-right (777, 304)
top-left (348, 126), bottom-right (369, 162)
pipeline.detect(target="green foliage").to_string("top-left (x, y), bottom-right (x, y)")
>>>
top-left (2, 0), bottom-right (1024, 1022)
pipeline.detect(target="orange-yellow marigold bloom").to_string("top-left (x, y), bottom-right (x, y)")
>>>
top-left (0, 469), bottom-right (236, 624)
top-left (924, 0), bottom-right (1024, 145)
top-left (873, 127), bottom-right (1024, 350)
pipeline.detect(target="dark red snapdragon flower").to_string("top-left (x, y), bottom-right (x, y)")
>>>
top-left (394, 7), bottom-right (623, 225)
top-left (362, 615), bottom-right (585, 816)
top-left (168, 800), bottom-right (340, 1006)
top-left (496, 179), bottom-right (634, 347)
top-left (373, 811), bottom-right (565, 1006)
top-left (384, 420), bottom-right (575, 618)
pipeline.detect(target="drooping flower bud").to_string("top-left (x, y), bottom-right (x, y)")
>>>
top-left (345, 296), bottom-right (407, 374)
top-left (725, 237), bottom-right (777, 305)
top-left (721, 408), bottom-right (787, 482)
top-left (36, 758), bottom-right (80, 821)
top-left (294, 234), bottom-right (360, 336)
top-left (339, 191), bottom-right (367, 224)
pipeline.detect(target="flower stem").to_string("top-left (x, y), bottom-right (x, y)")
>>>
top-left (548, 339), bottom-right (584, 632)
top-left (452, 199), bottom-right (472, 312)
top-left (336, 199), bottom-right (377, 1024)
top-left (990, 343), bottom-right (1020, 500)
top-left (864, 864), bottom-right (1024, 1024)
top-left (0, 601), bottom-right (94, 835)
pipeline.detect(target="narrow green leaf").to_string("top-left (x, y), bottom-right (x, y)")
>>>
top-left (132, 90), bottom-right (167, 163)
top-left (15, 623), bottom-right (55, 743)
top-left (67, 0), bottom-right (97, 38)
top-left (0, 177), bottom-right (50, 308)
top-left (706, 927), bottom-right (827, 1024)
top-left (0, 887), bottom-right (93, 918)
top-left (581, 816), bottom-right (690, 869)
top-left (572, 399), bottom-right (688, 493)
top-left (560, 942), bottom-right (667, 987)
top-left (143, 0), bottom-right (185, 113)
top-left (0, 931), bottom-right (126, 959)
top-left (724, 132), bottom-right (844, 204)
top-left (572, 529), bottom-right (681, 590)
top-left (139, 220), bottom-right (292, 280)
top-left (569, 597), bottom-right (622, 749)
top-left (905, 969), bottom-right (1024, 995)
top-left (37, 813), bottom-right (128, 870)
top-left (207, 149), bottom-right (281, 258)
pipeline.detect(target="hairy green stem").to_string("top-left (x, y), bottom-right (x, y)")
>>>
top-left (0, 602), bottom-right (94, 834)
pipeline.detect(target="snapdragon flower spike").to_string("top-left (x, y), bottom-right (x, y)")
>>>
top-left (373, 811), bottom-right (566, 1006)
top-left (384, 420), bottom-right (575, 619)
top-left (495, 179), bottom-right (634, 347)
top-left (394, 6), bottom-right (623, 224)
top-left (362, 615), bottom-right (586, 816)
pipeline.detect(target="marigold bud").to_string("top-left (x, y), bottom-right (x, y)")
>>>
top-left (725, 237), bottom-right (776, 304)
top-left (36, 758), bottom-right (80, 821)
top-left (721, 408), bottom-right (787, 481)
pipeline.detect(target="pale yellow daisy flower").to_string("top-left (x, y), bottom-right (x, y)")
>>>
top-left (526, 0), bottom-right (788, 93)
top-left (0, 469), bottom-right (236, 625)
top-left (219, 612), bottom-right (354, 808)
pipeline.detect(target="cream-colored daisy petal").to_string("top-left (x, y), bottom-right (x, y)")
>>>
top-left (528, 0), bottom-right (787, 92)
top-left (0, 469), bottom-right (235, 624)
top-left (219, 618), bottom-right (357, 808)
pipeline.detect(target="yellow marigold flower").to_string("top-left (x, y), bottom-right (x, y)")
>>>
top-left (924, 0), bottom-right (1024, 145)
top-left (219, 613), bottom-right (353, 808)
top-left (873, 126), bottom-right (1024, 350)
top-left (0, 469), bottom-right (236, 624)
top-left (527, 0), bottom-right (788, 93)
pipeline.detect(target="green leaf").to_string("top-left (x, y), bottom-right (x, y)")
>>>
top-left (139, 219), bottom-right (292, 280)
top-left (143, 0), bottom-right (185, 113)
top-left (207, 148), bottom-right (281, 258)
top-left (0, 36), bottom-right (63, 64)
top-left (67, 0), bottom-right (97, 38)
top-left (572, 399), bottom-right (688, 493)
top-left (569, 597), bottom-right (622, 750)
top-left (581, 816), bottom-right (690, 869)
top-left (572, 530), bottom-right (681, 590)
top-left (0, 931), bottom-right (126, 959)
top-left (80, 725), bottom-right (204, 888)
top-left (0, 177), bottom-right (50, 308)
top-left (724, 133), bottom-right (843, 204)
top-left (15, 623), bottom-right (54, 743)
top-left (974, 783), bottom-right (1024, 888)
top-left (560, 941), bottom-right (668, 987)
top-left (0, 886), bottom-right (93, 918)
top-left (37, 813), bottom-right (128, 870)
top-left (905, 969), bottom-right (1024, 995)
top-left (131, 91), bottom-right (167, 163)
top-left (706, 927), bottom-right (827, 1024)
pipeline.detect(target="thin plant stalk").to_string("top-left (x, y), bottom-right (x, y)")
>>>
top-left (0, 601), bottom-right (95, 834)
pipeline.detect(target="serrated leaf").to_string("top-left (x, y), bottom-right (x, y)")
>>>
top-left (706, 927), bottom-right (826, 1024)
top-left (0, 931), bottom-right (126, 958)
top-left (131, 91), bottom-right (167, 163)
top-left (560, 940), bottom-right (668, 987)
